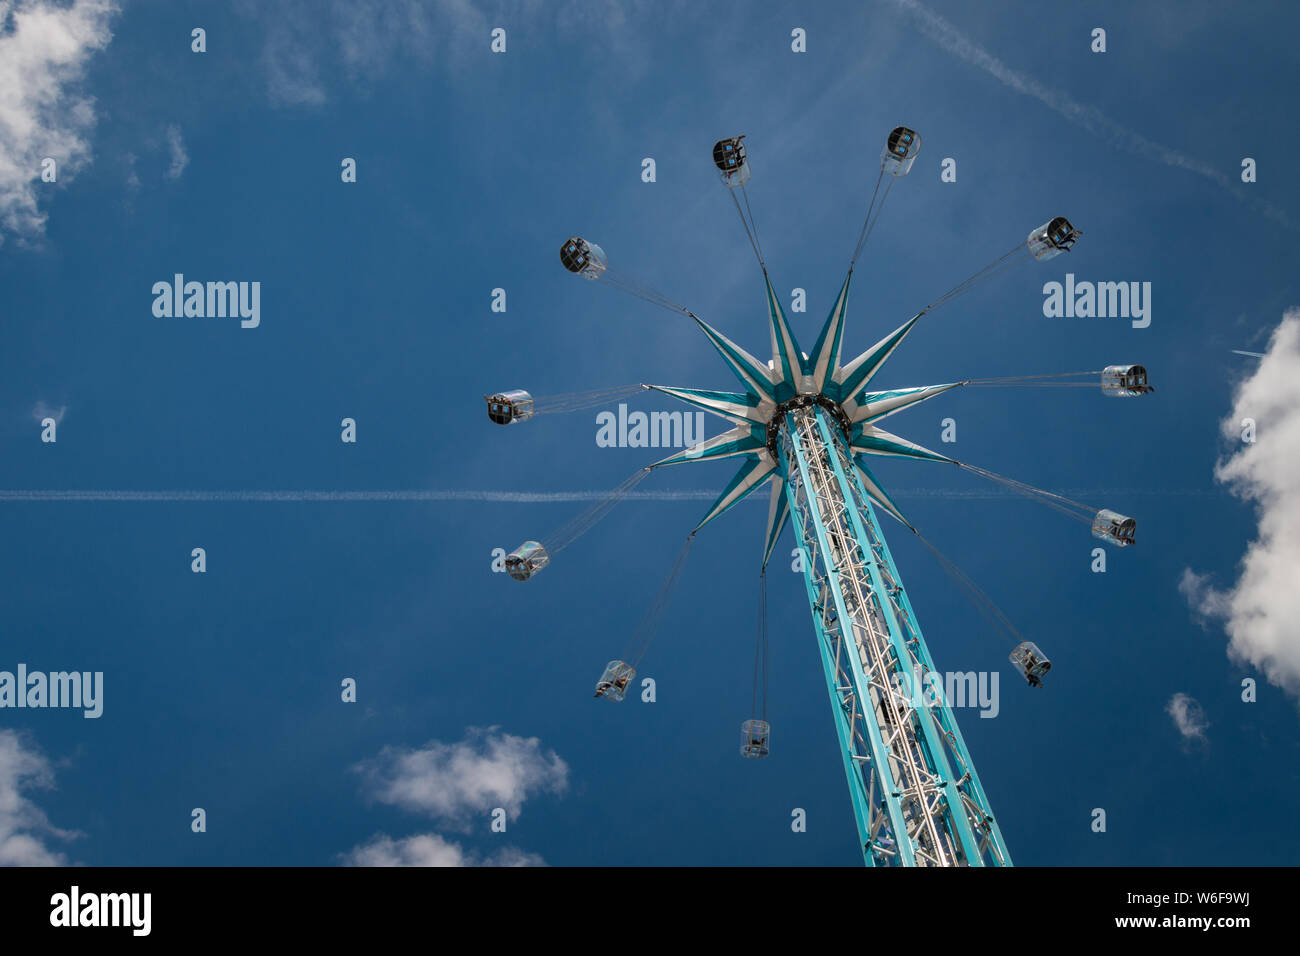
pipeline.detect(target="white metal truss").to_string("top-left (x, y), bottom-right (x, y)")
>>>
top-left (779, 405), bottom-right (1010, 866)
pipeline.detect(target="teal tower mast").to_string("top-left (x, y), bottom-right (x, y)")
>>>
top-left (644, 269), bottom-right (1012, 866)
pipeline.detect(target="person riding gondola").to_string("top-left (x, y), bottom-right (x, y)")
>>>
top-left (593, 661), bottom-right (635, 701)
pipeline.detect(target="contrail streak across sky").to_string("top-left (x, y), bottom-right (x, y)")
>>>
top-left (0, 488), bottom-right (1222, 503)
top-left (885, 0), bottom-right (1293, 229)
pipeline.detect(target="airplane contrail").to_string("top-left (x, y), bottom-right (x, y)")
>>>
top-left (1231, 349), bottom-right (1265, 358)
top-left (0, 488), bottom-right (1221, 503)
top-left (0, 489), bottom-right (711, 503)
top-left (884, 0), bottom-right (1293, 230)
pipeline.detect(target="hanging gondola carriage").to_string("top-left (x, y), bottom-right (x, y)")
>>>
top-left (1100, 365), bottom-right (1154, 397)
top-left (485, 389), bottom-right (534, 425)
top-left (1009, 641), bottom-right (1052, 688)
top-left (740, 719), bottom-right (770, 759)
top-left (881, 126), bottom-right (921, 177)
top-left (712, 135), bottom-right (750, 187)
top-left (594, 660), bottom-right (635, 701)
top-left (1091, 509), bottom-right (1136, 547)
top-left (1026, 216), bottom-right (1081, 261)
top-left (559, 236), bottom-right (608, 279)
top-left (505, 540), bottom-right (550, 581)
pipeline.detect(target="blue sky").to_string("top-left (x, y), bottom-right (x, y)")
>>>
top-left (1, 0), bottom-right (1298, 866)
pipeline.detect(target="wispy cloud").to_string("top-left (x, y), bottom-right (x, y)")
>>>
top-left (1180, 310), bottom-right (1300, 700)
top-left (1178, 568), bottom-right (1231, 623)
top-left (354, 726), bottom-right (568, 831)
top-left (885, 0), bottom-right (1293, 230)
top-left (238, 0), bottom-right (486, 107)
top-left (342, 832), bottom-right (545, 867)
top-left (1165, 693), bottom-right (1209, 744)
top-left (0, 0), bottom-right (120, 243)
top-left (239, 0), bottom-right (669, 107)
top-left (164, 124), bottom-right (188, 181)
top-left (30, 400), bottom-right (66, 425)
top-left (0, 730), bottom-right (79, 866)
top-left (123, 151), bottom-right (139, 192)
top-left (254, 11), bottom-right (328, 108)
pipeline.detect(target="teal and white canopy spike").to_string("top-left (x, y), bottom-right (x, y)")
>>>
top-left (806, 274), bottom-right (853, 395)
top-left (652, 425), bottom-right (766, 469)
top-left (849, 424), bottom-right (955, 464)
top-left (688, 314), bottom-right (777, 401)
top-left (765, 273), bottom-right (805, 399)
top-left (644, 385), bottom-right (771, 426)
top-left (761, 479), bottom-right (790, 569)
top-left (853, 456), bottom-right (914, 531)
top-left (847, 382), bottom-right (965, 425)
top-left (648, 275), bottom-right (958, 540)
top-left (691, 452), bottom-right (778, 534)
top-left (833, 314), bottom-right (922, 401)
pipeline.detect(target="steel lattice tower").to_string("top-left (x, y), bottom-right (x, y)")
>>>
top-left (780, 404), bottom-right (1009, 866)
top-left (632, 269), bottom-right (1016, 867)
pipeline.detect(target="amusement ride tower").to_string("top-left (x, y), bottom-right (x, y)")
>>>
top-left (487, 128), bottom-right (1149, 866)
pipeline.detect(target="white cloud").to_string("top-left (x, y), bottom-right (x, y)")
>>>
top-left (0, 730), bottom-right (78, 866)
top-left (1181, 310), bottom-right (1300, 699)
top-left (30, 399), bottom-right (66, 424)
top-left (1165, 693), bottom-right (1209, 744)
top-left (0, 0), bottom-right (119, 243)
top-left (342, 832), bottom-right (545, 867)
top-left (1178, 568), bottom-right (1230, 622)
top-left (354, 726), bottom-right (568, 829)
top-left (164, 124), bottom-right (188, 181)
top-left (255, 12), bottom-right (327, 108)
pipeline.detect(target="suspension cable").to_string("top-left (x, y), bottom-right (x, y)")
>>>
top-left (914, 242), bottom-right (1028, 320)
top-left (964, 370), bottom-right (1103, 389)
top-left (741, 184), bottom-right (765, 267)
top-left (913, 531), bottom-right (1023, 648)
top-left (751, 569), bottom-right (770, 721)
top-left (850, 169), bottom-right (893, 268)
top-left (544, 467), bottom-right (654, 554)
top-left (596, 268), bottom-right (696, 318)
top-left (964, 382), bottom-right (1100, 389)
top-left (966, 370), bottom-right (1101, 384)
top-left (955, 462), bottom-right (1096, 523)
top-left (624, 534), bottom-right (695, 667)
top-left (729, 185), bottom-right (766, 271)
top-left (534, 384), bottom-right (648, 415)
top-left (761, 572), bottom-right (769, 721)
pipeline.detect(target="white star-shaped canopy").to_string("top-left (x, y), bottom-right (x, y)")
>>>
top-left (648, 273), bottom-right (962, 567)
